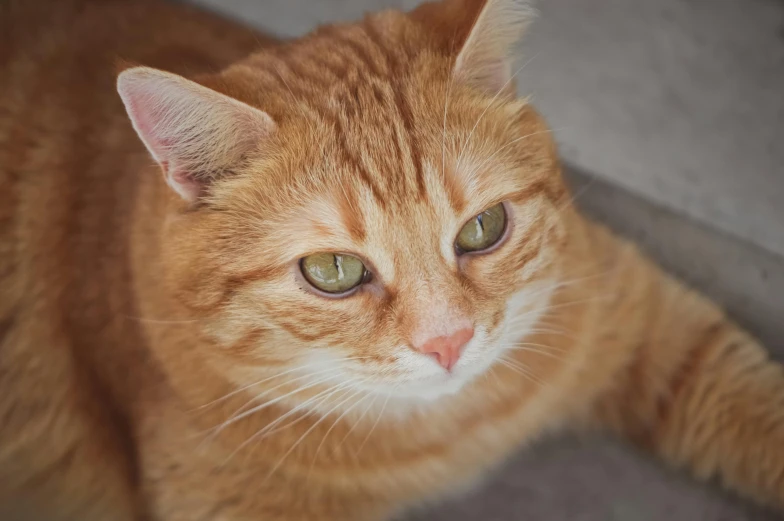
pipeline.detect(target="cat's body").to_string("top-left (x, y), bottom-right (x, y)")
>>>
top-left (1, 1), bottom-right (783, 520)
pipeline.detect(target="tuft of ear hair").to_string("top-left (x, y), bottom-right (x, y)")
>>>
top-left (453, 0), bottom-right (536, 96)
top-left (117, 67), bottom-right (275, 202)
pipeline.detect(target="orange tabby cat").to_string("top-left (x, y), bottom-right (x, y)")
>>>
top-left (1, 0), bottom-right (782, 519)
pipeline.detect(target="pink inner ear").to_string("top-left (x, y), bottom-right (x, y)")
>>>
top-left (118, 66), bottom-right (276, 203)
top-left (123, 94), bottom-right (201, 200)
top-left (167, 166), bottom-right (203, 201)
top-left (121, 92), bottom-right (167, 163)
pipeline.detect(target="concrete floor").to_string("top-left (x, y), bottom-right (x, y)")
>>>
top-left (183, 0), bottom-right (784, 519)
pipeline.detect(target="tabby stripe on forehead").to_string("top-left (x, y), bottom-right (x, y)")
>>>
top-left (442, 166), bottom-right (467, 213)
top-left (391, 85), bottom-right (426, 199)
top-left (328, 25), bottom-right (423, 201)
top-left (367, 83), bottom-right (406, 181)
top-left (329, 84), bottom-right (383, 203)
top-left (337, 185), bottom-right (366, 241)
top-left (275, 61), bottom-right (388, 207)
top-left (334, 120), bottom-right (388, 208)
top-left (362, 22), bottom-right (427, 200)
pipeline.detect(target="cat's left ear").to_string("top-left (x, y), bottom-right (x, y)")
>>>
top-left (117, 67), bottom-right (275, 202)
top-left (453, 0), bottom-right (535, 96)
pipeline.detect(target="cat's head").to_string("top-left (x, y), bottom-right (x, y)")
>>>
top-left (118, 0), bottom-right (570, 405)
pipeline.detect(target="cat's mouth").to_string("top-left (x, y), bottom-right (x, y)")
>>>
top-left (347, 329), bottom-right (502, 402)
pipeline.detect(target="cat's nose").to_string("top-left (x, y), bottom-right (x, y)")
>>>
top-left (416, 328), bottom-right (474, 371)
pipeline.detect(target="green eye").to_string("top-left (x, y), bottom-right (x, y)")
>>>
top-left (300, 253), bottom-right (368, 294)
top-left (455, 203), bottom-right (507, 253)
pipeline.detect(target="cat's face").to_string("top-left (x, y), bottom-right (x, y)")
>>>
top-left (122, 0), bottom-right (569, 406)
top-left (165, 83), bottom-right (566, 404)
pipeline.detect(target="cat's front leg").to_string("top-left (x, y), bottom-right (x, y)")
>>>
top-left (654, 330), bottom-right (784, 507)
top-left (594, 294), bottom-right (784, 509)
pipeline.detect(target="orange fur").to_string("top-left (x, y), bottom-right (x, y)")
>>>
top-left (1, 0), bottom-right (782, 520)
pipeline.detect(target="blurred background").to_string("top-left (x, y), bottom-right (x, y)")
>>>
top-left (189, 0), bottom-right (783, 519)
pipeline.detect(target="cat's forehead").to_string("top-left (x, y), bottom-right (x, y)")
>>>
top-left (277, 83), bottom-right (522, 212)
top-left (233, 88), bottom-right (545, 256)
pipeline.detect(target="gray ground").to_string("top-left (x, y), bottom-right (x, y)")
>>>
top-left (184, 0), bottom-right (784, 518)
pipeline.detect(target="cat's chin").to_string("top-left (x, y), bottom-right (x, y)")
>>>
top-left (361, 359), bottom-right (494, 404)
top-left (383, 373), bottom-right (469, 402)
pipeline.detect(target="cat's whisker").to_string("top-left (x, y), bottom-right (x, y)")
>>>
top-left (498, 357), bottom-right (545, 387)
top-left (497, 337), bottom-right (563, 352)
top-left (511, 268), bottom-right (612, 303)
top-left (193, 355), bottom-right (374, 413)
top-left (484, 364), bottom-right (497, 385)
top-left (503, 311), bottom-right (571, 330)
top-left (503, 310), bottom-right (564, 330)
top-left (249, 377), bottom-right (367, 442)
top-left (261, 384), bottom-right (369, 483)
top-left (224, 379), bottom-right (356, 465)
top-left (555, 264), bottom-right (624, 290)
top-left (193, 364), bottom-right (330, 413)
top-left (557, 171), bottom-right (598, 214)
top-left (506, 292), bottom-right (617, 328)
top-left (499, 355), bottom-right (530, 371)
top-left (199, 364), bottom-right (374, 447)
top-left (441, 63), bottom-right (454, 180)
top-left (331, 389), bottom-right (381, 454)
top-left (503, 307), bottom-right (549, 323)
top-left (490, 365), bottom-right (502, 386)
top-left (356, 386), bottom-right (396, 455)
top-left (199, 367), bottom-right (343, 437)
top-left (204, 370), bottom-right (344, 442)
top-left (306, 386), bottom-right (375, 480)
top-left (503, 345), bottom-right (565, 361)
top-left (501, 339), bottom-right (566, 353)
top-left (523, 327), bottom-right (576, 339)
top-left (542, 294), bottom-right (618, 314)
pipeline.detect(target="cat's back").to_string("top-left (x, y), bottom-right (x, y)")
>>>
top-left (0, 2), bottom-right (271, 514)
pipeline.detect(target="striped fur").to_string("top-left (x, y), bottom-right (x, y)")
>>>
top-left (0, 0), bottom-right (782, 520)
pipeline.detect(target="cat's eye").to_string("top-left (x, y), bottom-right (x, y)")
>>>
top-left (300, 253), bottom-right (368, 294)
top-left (455, 203), bottom-right (507, 253)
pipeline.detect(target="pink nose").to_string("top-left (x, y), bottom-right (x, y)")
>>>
top-left (416, 328), bottom-right (474, 371)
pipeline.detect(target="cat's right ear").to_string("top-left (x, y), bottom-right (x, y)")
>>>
top-left (117, 67), bottom-right (275, 202)
top-left (410, 0), bottom-right (534, 96)
top-left (452, 0), bottom-right (535, 95)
